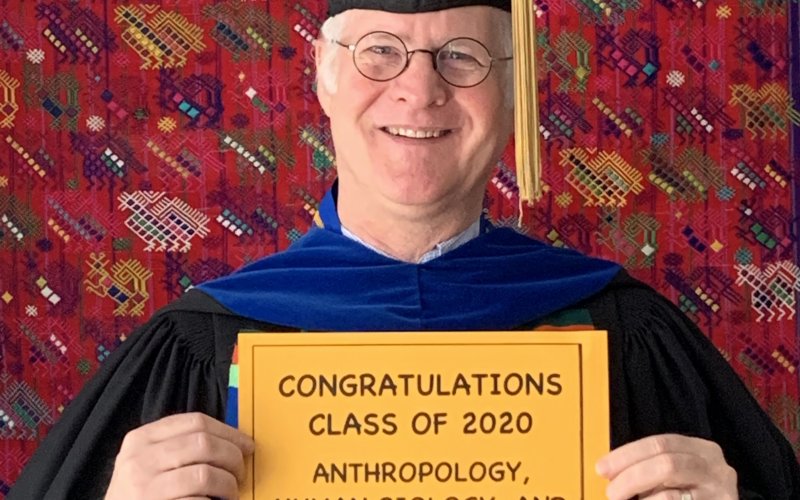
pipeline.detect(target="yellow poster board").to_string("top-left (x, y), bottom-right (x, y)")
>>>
top-left (238, 331), bottom-right (609, 500)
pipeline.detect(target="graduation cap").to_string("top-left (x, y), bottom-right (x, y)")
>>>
top-left (327, 0), bottom-right (542, 204)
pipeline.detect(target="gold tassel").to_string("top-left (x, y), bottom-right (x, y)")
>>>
top-left (512, 0), bottom-right (542, 207)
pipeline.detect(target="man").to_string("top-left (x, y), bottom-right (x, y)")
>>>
top-left (8, 1), bottom-right (800, 499)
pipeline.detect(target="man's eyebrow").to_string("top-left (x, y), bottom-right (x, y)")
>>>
top-left (360, 32), bottom-right (492, 46)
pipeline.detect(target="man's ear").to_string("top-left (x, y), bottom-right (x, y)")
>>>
top-left (313, 39), bottom-right (332, 117)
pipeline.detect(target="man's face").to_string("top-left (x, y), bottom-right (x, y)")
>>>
top-left (315, 6), bottom-right (513, 214)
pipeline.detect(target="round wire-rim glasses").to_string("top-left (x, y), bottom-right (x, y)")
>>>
top-left (332, 31), bottom-right (513, 88)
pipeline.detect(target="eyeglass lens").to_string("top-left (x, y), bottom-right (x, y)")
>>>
top-left (351, 32), bottom-right (493, 87)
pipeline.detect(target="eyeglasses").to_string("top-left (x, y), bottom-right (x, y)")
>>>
top-left (332, 31), bottom-right (512, 88)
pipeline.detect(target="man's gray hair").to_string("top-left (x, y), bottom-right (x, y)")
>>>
top-left (316, 10), bottom-right (514, 108)
top-left (317, 12), bottom-right (349, 95)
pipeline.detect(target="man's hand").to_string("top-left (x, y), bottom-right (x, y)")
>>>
top-left (595, 434), bottom-right (738, 500)
top-left (105, 412), bottom-right (255, 500)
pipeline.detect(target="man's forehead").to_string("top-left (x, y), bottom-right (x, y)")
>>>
top-left (330, 5), bottom-right (510, 45)
top-left (339, 8), bottom-right (502, 37)
top-left (327, 0), bottom-right (511, 17)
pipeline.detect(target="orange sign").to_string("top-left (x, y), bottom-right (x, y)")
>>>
top-left (238, 331), bottom-right (609, 500)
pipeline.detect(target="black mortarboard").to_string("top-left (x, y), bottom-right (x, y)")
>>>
top-left (325, 0), bottom-right (543, 203)
top-left (328, 0), bottom-right (511, 16)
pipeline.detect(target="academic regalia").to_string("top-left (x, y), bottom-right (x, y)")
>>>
top-left (8, 0), bottom-right (800, 496)
top-left (8, 186), bottom-right (800, 499)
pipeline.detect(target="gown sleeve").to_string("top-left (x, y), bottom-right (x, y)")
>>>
top-left (6, 293), bottom-right (237, 500)
top-left (589, 274), bottom-right (800, 500)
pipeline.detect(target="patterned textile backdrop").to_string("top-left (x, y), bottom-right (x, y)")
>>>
top-left (0, 0), bottom-right (798, 493)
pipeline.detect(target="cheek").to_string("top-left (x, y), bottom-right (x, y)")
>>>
top-left (464, 81), bottom-right (506, 123)
top-left (327, 83), bottom-right (388, 167)
top-left (330, 78), bottom-right (382, 132)
top-left (466, 94), bottom-right (509, 144)
top-left (459, 95), bottom-right (512, 174)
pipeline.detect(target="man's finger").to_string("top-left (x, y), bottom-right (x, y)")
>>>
top-left (596, 434), bottom-right (721, 478)
top-left (604, 452), bottom-right (707, 500)
top-left (143, 431), bottom-right (248, 482)
top-left (149, 463), bottom-right (239, 500)
top-left (639, 491), bottom-right (695, 500)
top-left (120, 413), bottom-right (254, 455)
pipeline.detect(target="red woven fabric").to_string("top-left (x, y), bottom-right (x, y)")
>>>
top-left (0, 0), bottom-right (798, 492)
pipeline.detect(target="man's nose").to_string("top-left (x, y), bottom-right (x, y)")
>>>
top-left (407, 49), bottom-right (438, 72)
top-left (389, 50), bottom-right (449, 108)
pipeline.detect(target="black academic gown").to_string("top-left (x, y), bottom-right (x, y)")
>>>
top-left (8, 271), bottom-right (800, 499)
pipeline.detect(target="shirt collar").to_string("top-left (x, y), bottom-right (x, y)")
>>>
top-left (341, 219), bottom-right (482, 264)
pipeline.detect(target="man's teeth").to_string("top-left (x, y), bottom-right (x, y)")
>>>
top-left (385, 127), bottom-right (447, 139)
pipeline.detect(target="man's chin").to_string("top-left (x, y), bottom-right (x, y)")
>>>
top-left (377, 185), bottom-right (461, 213)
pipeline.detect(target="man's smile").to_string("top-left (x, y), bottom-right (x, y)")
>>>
top-left (379, 126), bottom-right (455, 140)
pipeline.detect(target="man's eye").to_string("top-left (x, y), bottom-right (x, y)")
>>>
top-left (367, 45), bottom-right (401, 56)
top-left (443, 50), bottom-right (477, 62)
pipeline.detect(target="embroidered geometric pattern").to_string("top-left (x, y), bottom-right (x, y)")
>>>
top-left (559, 148), bottom-right (645, 207)
top-left (114, 6), bottom-right (206, 70)
top-left (0, 71), bottom-right (20, 129)
top-left (118, 191), bottom-right (210, 252)
top-left (84, 252), bottom-right (154, 317)
top-left (735, 261), bottom-right (800, 322)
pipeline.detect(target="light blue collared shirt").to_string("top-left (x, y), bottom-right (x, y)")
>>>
top-left (341, 219), bottom-right (481, 263)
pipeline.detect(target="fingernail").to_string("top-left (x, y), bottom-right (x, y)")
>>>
top-left (595, 460), bottom-right (608, 477)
